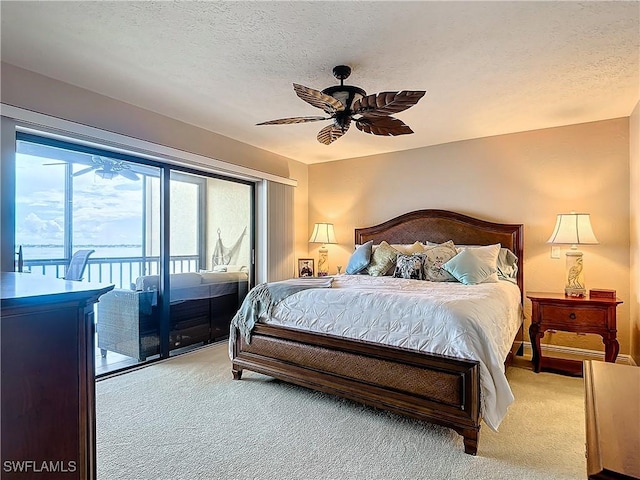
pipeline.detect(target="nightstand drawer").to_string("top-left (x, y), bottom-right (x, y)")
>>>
top-left (540, 304), bottom-right (606, 327)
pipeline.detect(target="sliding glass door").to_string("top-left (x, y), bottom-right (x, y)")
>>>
top-left (12, 133), bottom-right (253, 375)
top-left (166, 171), bottom-right (252, 356)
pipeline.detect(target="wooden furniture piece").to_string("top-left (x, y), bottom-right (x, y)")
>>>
top-left (1, 272), bottom-right (113, 480)
top-left (584, 360), bottom-right (640, 480)
top-left (527, 293), bottom-right (622, 376)
top-left (232, 209), bottom-right (524, 455)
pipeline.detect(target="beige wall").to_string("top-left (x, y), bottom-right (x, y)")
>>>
top-left (288, 160), bottom-right (310, 269)
top-left (630, 101), bottom-right (640, 365)
top-left (309, 118), bottom-right (631, 356)
top-left (0, 63), bottom-right (296, 179)
top-left (1, 63), bottom-right (310, 274)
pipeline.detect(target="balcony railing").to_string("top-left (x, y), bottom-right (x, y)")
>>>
top-left (24, 255), bottom-right (200, 290)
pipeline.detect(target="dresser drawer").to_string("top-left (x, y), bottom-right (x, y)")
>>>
top-left (539, 304), bottom-right (606, 327)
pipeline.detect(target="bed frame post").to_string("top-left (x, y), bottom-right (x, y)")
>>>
top-left (462, 429), bottom-right (479, 455)
top-left (231, 327), bottom-right (243, 380)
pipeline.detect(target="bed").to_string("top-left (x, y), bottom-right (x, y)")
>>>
top-left (231, 209), bottom-right (524, 455)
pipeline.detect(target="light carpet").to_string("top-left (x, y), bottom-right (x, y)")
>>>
top-left (97, 342), bottom-right (586, 480)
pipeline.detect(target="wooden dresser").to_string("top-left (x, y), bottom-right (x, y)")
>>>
top-left (1, 272), bottom-right (113, 480)
top-left (584, 360), bottom-right (640, 480)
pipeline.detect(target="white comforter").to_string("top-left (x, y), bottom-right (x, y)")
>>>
top-left (261, 275), bottom-right (522, 431)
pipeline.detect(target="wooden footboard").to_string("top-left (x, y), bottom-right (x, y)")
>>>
top-left (232, 324), bottom-right (482, 455)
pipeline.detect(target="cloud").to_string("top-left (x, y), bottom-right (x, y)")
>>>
top-left (17, 212), bottom-right (64, 242)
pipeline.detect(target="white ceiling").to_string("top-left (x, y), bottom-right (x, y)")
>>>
top-left (1, 1), bottom-right (639, 164)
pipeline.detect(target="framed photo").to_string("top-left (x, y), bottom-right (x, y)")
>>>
top-left (298, 258), bottom-right (314, 277)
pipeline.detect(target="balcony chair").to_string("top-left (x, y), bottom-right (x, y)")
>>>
top-left (64, 249), bottom-right (95, 281)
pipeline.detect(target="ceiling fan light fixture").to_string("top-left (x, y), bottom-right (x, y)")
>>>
top-left (95, 169), bottom-right (117, 180)
top-left (321, 85), bottom-right (367, 111)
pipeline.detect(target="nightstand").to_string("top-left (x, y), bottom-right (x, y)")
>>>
top-left (527, 292), bottom-right (623, 376)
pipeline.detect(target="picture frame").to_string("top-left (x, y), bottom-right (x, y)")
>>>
top-left (298, 258), bottom-right (314, 277)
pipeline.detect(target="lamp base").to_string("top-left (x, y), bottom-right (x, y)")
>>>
top-left (565, 287), bottom-right (586, 298)
top-left (317, 245), bottom-right (329, 276)
top-left (564, 250), bottom-right (586, 297)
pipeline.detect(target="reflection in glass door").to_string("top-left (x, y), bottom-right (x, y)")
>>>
top-left (15, 135), bottom-right (162, 374)
top-left (167, 170), bottom-right (252, 357)
top-left (13, 134), bottom-right (254, 375)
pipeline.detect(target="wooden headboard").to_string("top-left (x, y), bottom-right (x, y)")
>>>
top-left (354, 209), bottom-right (524, 295)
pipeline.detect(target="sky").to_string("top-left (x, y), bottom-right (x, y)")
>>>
top-left (15, 153), bottom-right (145, 247)
top-left (14, 141), bottom-right (249, 263)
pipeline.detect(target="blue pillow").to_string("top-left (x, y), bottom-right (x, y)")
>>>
top-left (442, 247), bottom-right (498, 285)
top-left (346, 240), bottom-right (374, 274)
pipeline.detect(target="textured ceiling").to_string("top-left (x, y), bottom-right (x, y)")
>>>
top-left (1, 1), bottom-right (639, 164)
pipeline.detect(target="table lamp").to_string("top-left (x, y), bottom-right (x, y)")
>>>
top-left (547, 212), bottom-right (599, 297)
top-left (309, 223), bottom-right (337, 276)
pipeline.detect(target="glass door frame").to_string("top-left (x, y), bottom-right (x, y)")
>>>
top-left (5, 130), bottom-right (255, 372)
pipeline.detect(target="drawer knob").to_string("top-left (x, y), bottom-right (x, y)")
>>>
top-left (569, 312), bottom-right (576, 320)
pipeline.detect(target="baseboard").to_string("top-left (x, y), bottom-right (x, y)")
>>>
top-left (522, 342), bottom-right (635, 366)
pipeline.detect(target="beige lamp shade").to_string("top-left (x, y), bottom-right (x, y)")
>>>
top-left (309, 223), bottom-right (337, 244)
top-left (547, 213), bottom-right (599, 246)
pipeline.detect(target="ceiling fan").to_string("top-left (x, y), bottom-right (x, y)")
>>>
top-left (45, 156), bottom-right (140, 181)
top-left (257, 65), bottom-right (426, 145)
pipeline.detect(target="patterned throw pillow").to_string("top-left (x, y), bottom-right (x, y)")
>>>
top-left (423, 240), bottom-right (458, 282)
top-left (366, 241), bottom-right (400, 276)
top-left (393, 254), bottom-right (426, 280)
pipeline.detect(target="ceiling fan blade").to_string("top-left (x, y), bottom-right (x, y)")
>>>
top-left (257, 116), bottom-right (329, 126)
top-left (317, 118), bottom-right (351, 145)
top-left (293, 84), bottom-right (345, 115)
top-left (73, 166), bottom-right (97, 177)
top-left (352, 90), bottom-right (426, 117)
top-left (118, 169), bottom-right (140, 181)
top-left (355, 116), bottom-right (414, 136)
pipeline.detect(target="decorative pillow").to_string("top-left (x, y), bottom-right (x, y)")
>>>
top-left (444, 244), bottom-right (500, 285)
top-left (453, 244), bottom-right (504, 282)
top-left (367, 241), bottom-right (400, 276)
top-left (346, 240), bottom-right (374, 274)
top-left (423, 241), bottom-right (458, 282)
top-left (497, 248), bottom-right (518, 281)
top-left (391, 242), bottom-right (427, 254)
top-left (393, 254), bottom-right (426, 280)
top-left (370, 241), bottom-right (426, 254)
